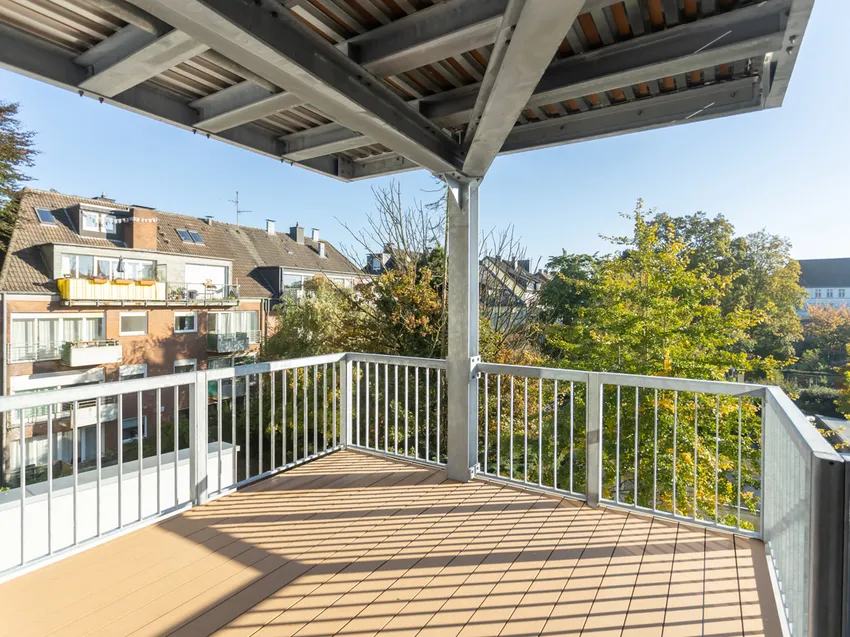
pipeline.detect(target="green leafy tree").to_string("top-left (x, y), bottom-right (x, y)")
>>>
top-left (837, 345), bottom-right (850, 419)
top-left (538, 252), bottom-right (597, 326)
top-left (0, 101), bottom-right (38, 259)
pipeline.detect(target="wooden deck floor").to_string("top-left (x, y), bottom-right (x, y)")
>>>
top-left (0, 450), bottom-right (781, 637)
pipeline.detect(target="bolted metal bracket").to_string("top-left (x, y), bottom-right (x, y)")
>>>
top-left (470, 355), bottom-right (482, 380)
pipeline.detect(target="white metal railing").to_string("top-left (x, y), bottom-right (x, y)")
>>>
top-left (346, 353), bottom-right (447, 467)
top-left (0, 353), bottom-right (845, 637)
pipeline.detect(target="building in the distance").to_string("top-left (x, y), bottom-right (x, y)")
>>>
top-left (798, 258), bottom-right (850, 316)
top-left (0, 188), bottom-right (359, 485)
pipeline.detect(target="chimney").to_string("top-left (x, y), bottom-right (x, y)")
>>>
top-left (204, 215), bottom-right (214, 225)
top-left (318, 242), bottom-right (326, 258)
top-left (126, 206), bottom-right (158, 250)
top-left (289, 223), bottom-right (304, 244)
top-left (311, 228), bottom-right (320, 242)
top-left (266, 219), bottom-right (276, 235)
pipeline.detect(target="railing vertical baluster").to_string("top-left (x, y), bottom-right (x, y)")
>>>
top-left (615, 385), bottom-right (621, 503)
top-left (293, 368), bottom-right (299, 462)
top-left (47, 404), bottom-right (53, 555)
top-left (122, 392), bottom-right (127, 525)
top-left (98, 396), bottom-right (104, 533)
top-left (232, 377), bottom-right (237, 483)
top-left (303, 367), bottom-right (308, 459)
top-left (436, 369), bottom-right (441, 464)
top-left (354, 361), bottom-right (359, 448)
top-left (415, 367), bottom-right (419, 459)
top-left (314, 365), bottom-right (318, 455)
top-left (373, 363), bottom-right (378, 451)
top-left (553, 380), bottom-right (558, 490)
top-left (673, 391), bottom-right (678, 516)
top-left (270, 372), bottom-right (275, 471)
top-left (137, 391), bottom-right (143, 521)
top-left (483, 374), bottom-right (488, 475)
top-left (384, 363), bottom-right (388, 453)
top-left (324, 363), bottom-right (328, 452)
top-left (332, 363), bottom-right (337, 448)
top-left (246, 373), bottom-right (251, 479)
top-left (693, 394), bottom-right (699, 520)
top-left (426, 368), bottom-right (430, 461)
top-left (510, 376), bottom-right (514, 480)
top-left (258, 372), bottom-right (264, 474)
top-left (217, 381), bottom-right (222, 491)
top-left (496, 375), bottom-right (501, 477)
top-left (538, 379), bottom-right (543, 486)
top-left (523, 378), bottom-right (528, 481)
top-left (714, 395), bottom-right (720, 523)
top-left (634, 387), bottom-right (639, 507)
top-left (19, 408), bottom-right (25, 566)
top-left (394, 365), bottom-right (399, 455)
top-left (653, 389), bottom-right (658, 512)
top-left (569, 380), bottom-right (574, 494)
top-left (404, 366), bottom-right (409, 457)
top-left (737, 397), bottom-right (742, 530)
top-left (365, 362), bottom-right (370, 450)
top-left (73, 400), bottom-right (78, 545)
top-left (282, 370), bottom-right (287, 463)
top-left (340, 359), bottom-right (351, 449)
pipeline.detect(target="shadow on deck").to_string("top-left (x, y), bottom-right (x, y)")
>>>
top-left (0, 449), bottom-right (781, 637)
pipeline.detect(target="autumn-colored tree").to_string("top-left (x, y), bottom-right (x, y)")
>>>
top-left (801, 305), bottom-right (850, 369)
top-left (837, 345), bottom-right (850, 419)
top-left (0, 101), bottom-right (38, 260)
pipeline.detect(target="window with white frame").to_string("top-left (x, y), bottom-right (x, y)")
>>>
top-left (119, 364), bottom-right (147, 380)
top-left (815, 289), bottom-right (823, 298)
top-left (81, 210), bottom-right (121, 234)
top-left (122, 417), bottom-right (147, 443)
top-left (82, 211), bottom-right (100, 232)
top-left (174, 311), bottom-right (197, 333)
top-left (174, 359), bottom-right (197, 373)
top-left (61, 254), bottom-right (96, 278)
top-left (208, 311), bottom-right (259, 342)
top-left (827, 288), bottom-right (834, 298)
top-left (10, 313), bottom-right (105, 362)
top-left (840, 289), bottom-right (846, 299)
top-left (62, 253), bottom-right (154, 280)
top-left (119, 312), bottom-right (147, 336)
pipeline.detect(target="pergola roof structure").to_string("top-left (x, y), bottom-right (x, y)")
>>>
top-left (0, 0), bottom-right (813, 182)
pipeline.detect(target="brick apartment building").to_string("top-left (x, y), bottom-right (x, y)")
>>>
top-left (0, 188), bottom-right (360, 484)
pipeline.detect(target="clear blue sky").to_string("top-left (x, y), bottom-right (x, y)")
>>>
top-left (2, 0), bottom-right (847, 264)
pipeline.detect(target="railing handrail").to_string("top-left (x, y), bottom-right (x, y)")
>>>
top-left (347, 352), bottom-right (447, 370)
top-left (764, 385), bottom-right (842, 460)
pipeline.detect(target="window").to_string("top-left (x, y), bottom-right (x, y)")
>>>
top-left (815, 289), bottom-right (823, 299)
top-left (174, 359), bottom-right (197, 373)
top-left (61, 253), bottom-right (154, 280)
top-left (35, 208), bottom-right (57, 225)
top-left (9, 313), bottom-right (105, 362)
top-left (119, 312), bottom-right (147, 336)
top-left (120, 364), bottom-right (147, 380)
top-left (177, 229), bottom-right (204, 244)
top-left (82, 211), bottom-right (100, 232)
top-left (174, 311), bottom-right (197, 333)
top-left (176, 229), bottom-right (192, 242)
top-left (102, 215), bottom-right (117, 234)
top-left (188, 230), bottom-right (204, 244)
top-left (827, 289), bottom-right (834, 298)
top-left (840, 289), bottom-right (846, 299)
top-left (122, 417), bottom-right (147, 443)
top-left (208, 357), bottom-right (232, 370)
top-left (208, 311), bottom-right (259, 342)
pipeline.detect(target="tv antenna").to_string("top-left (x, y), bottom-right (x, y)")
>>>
top-left (229, 191), bottom-right (251, 227)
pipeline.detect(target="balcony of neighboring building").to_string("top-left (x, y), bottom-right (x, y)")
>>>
top-left (206, 311), bottom-right (260, 353)
top-left (60, 340), bottom-right (122, 367)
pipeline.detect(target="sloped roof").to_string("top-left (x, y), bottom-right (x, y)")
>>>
top-left (798, 258), bottom-right (850, 288)
top-left (0, 188), bottom-right (359, 297)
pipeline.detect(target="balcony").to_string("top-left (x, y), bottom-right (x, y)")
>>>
top-left (57, 278), bottom-right (239, 307)
top-left (0, 353), bottom-right (843, 636)
top-left (60, 339), bottom-right (122, 367)
top-left (207, 331), bottom-right (250, 353)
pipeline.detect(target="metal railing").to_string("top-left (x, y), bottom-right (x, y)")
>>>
top-left (8, 342), bottom-right (62, 363)
top-left (346, 353), bottom-right (447, 467)
top-left (0, 353), bottom-right (845, 637)
top-left (166, 282), bottom-right (240, 303)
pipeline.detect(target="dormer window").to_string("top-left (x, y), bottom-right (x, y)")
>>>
top-left (35, 208), bottom-right (57, 225)
top-left (82, 211), bottom-right (100, 232)
top-left (81, 210), bottom-right (119, 234)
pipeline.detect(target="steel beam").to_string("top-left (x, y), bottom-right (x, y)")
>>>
top-left (351, 154), bottom-right (419, 180)
top-left (765, 0), bottom-right (815, 108)
top-left (421, 0), bottom-right (787, 127)
top-left (129, 0), bottom-right (466, 176)
top-left (190, 81), bottom-right (303, 132)
top-left (501, 76), bottom-right (761, 154)
top-left (446, 179), bottom-right (480, 482)
top-left (79, 28), bottom-right (207, 97)
top-left (280, 124), bottom-right (369, 161)
top-left (462, 0), bottom-right (584, 176)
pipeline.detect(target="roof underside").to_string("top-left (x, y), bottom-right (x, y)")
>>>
top-left (0, 0), bottom-right (814, 181)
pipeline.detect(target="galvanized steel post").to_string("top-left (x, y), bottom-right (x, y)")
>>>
top-left (341, 357), bottom-right (353, 447)
top-left (189, 370), bottom-right (209, 505)
top-left (586, 372), bottom-right (603, 507)
top-left (446, 178), bottom-right (480, 482)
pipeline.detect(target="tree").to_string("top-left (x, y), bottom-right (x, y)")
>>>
top-left (802, 305), bottom-right (850, 368)
top-left (0, 102), bottom-right (37, 258)
top-left (538, 251), bottom-right (597, 326)
top-left (837, 345), bottom-right (850, 419)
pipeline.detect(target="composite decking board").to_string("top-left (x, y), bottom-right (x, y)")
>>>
top-left (0, 450), bottom-right (783, 637)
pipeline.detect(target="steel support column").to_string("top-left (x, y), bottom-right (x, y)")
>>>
top-left (446, 179), bottom-right (480, 482)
